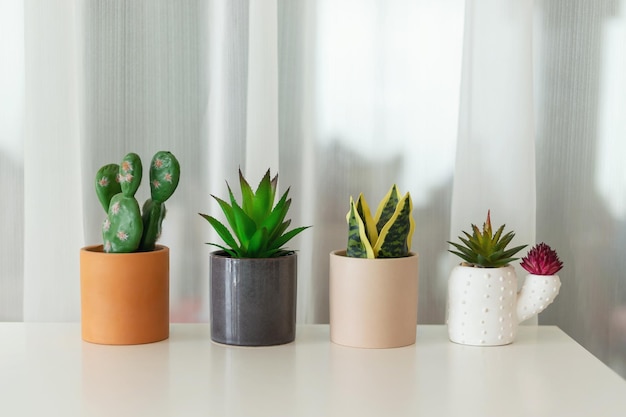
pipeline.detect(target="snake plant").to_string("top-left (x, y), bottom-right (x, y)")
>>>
top-left (346, 184), bottom-right (415, 258)
top-left (199, 169), bottom-right (310, 258)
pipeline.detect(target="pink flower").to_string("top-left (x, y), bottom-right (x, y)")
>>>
top-left (164, 173), bottom-right (172, 183)
top-left (111, 201), bottom-right (120, 215)
top-left (154, 159), bottom-right (164, 169)
top-left (98, 177), bottom-right (109, 187)
top-left (521, 243), bottom-right (563, 275)
top-left (152, 180), bottom-right (161, 189)
top-left (117, 231), bottom-right (129, 241)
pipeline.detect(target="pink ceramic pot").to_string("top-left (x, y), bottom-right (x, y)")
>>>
top-left (329, 250), bottom-right (419, 348)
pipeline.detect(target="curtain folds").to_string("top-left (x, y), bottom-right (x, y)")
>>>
top-left (23, 0), bottom-right (83, 321)
top-left (451, 0), bottom-right (536, 279)
top-left (3, 0), bottom-right (626, 378)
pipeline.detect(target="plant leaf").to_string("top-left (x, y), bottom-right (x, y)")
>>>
top-left (374, 184), bottom-right (400, 233)
top-left (251, 169), bottom-right (275, 224)
top-left (346, 198), bottom-right (374, 258)
top-left (373, 192), bottom-right (412, 258)
top-left (268, 219), bottom-right (291, 248)
top-left (199, 213), bottom-right (240, 254)
top-left (269, 173), bottom-right (278, 210)
top-left (355, 193), bottom-right (378, 246)
top-left (229, 194), bottom-right (257, 246)
top-left (272, 226), bottom-right (311, 252)
top-left (261, 193), bottom-right (291, 242)
top-left (448, 249), bottom-right (476, 265)
top-left (211, 195), bottom-right (236, 236)
top-left (205, 242), bottom-right (239, 258)
top-left (246, 227), bottom-right (269, 257)
top-left (238, 169), bottom-right (256, 216)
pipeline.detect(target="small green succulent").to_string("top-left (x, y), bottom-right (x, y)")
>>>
top-left (448, 210), bottom-right (526, 268)
top-left (199, 169), bottom-right (310, 258)
top-left (346, 184), bottom-right (415, 259)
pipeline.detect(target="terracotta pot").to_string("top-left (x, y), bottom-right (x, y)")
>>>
top-left (210, 251), bottom-right (297, 346)
top-left (80, 245), bottom-right (169, 345)
top-left (329, 250), bottom-right (419, 348)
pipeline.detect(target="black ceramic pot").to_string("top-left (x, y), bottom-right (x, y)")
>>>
top-left (209, 251), bottom-right (297, 346)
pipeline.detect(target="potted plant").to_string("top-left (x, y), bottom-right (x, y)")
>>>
top-left (447, 211), bottom-right (562, 346)
top-left (80, 151), bottom-right (180, 345)
top-left (329, 184), bottom-right (418, 348)
top-left (199, 169), bottom-right (310, 346)
top-left (517, 242), bottom-right (563, 323)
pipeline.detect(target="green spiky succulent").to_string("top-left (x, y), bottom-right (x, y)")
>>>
top-left (448, 210), bottom-right (526, 268)
top-left (199, 169), bottom-right (310, 258)
top-left (346, 184), bottom-right (415, 259)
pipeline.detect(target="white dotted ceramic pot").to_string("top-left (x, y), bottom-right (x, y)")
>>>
top-left (447, 265), bottom-right (561, 346)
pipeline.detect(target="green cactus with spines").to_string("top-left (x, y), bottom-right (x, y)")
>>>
top-left (102, 193), bottom-right (143, 253)
top-left (119, 153), bottom-right (143, 197)
top-left (95, 164), bottom-right (122, 212)
top-left (139, 199), bottom-right (166, 251)
top-left (149, 151), bottom-right (180, 203)
top-left (138, 151), bottom-right (180, 251)
top-left (96, 151), bottom-right (180, 253)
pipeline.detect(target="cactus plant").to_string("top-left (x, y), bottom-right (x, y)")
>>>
top-left (96, 151), bottom-right (180, 253)
top-left (520, 243), bottom-right (563, 275)
top-left (447, 210), bottom-right (526, 268)
top-left (346, 184), bottom-right (415, 258)
top-left (199, 168), bottom-right (310, 258)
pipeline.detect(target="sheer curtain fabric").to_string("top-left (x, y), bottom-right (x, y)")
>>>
top-left (2, 0), bottom-right (626, 378)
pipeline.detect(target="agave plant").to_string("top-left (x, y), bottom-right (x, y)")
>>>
top-left (346, 184), bottom-right (415, 258)
top-left (448, 210), bottom-right (526, 268)
top-left (199, 169), bottom-right (310, 258)
top-left (520, 243), bottom-right (563, 275)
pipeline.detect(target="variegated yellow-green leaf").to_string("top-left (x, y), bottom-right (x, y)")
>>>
top-left (374, 184), bottom-right (400, 233)
top-left (346, 197), bottom-right (374, 258)
top-left (355, 193), bottom-right (378, 247)
top-left (373, 192), bottom-right (413, 258)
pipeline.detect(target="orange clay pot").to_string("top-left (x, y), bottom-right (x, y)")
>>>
top-left (329, 250), bottom-right (419, 348)
top-left (80, 245), bottom-right (169, 345)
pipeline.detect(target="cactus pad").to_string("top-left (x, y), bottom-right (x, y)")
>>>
top-left (150, 151), bottom-right (180, 203)
top-left (95, 151), bottom-right (179, 253)
top-left (102, 194), bottom-right (143, 253)
top-left (119, 153), bottom-right (143, 197)
top-left (139, 199), bottom-right (166, 251)
top-left (95, 164), bottom-right (122, 212)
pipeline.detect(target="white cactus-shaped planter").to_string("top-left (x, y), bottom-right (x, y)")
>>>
top-left (447, 265), bottom-right (561, 346)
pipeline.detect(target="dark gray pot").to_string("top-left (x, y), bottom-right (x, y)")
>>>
top-left (209, 251), bottom-right (297, 346)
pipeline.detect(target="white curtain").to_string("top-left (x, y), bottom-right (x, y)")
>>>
top-left (3, 0), bottom-right (626, 377)
top-left (451, 0), bottom-right (535, 270)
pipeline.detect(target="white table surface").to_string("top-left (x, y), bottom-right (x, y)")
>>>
top-left (1, 324), bottom-right (625, 417)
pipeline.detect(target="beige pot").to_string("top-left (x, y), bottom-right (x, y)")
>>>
top-left (80, 245), bottom-right (169, 345)
top-left (329, 250), bottom-right (419, 348)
